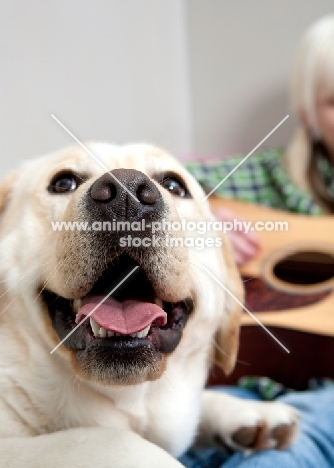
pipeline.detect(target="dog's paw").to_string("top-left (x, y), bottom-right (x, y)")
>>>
top-left (215, 401), bottom-right (299, 452)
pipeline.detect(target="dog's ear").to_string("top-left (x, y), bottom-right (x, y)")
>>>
top-left (214, 234), bottom-right (244, 375)
top-left (0, 172), bottom-right (16, 215)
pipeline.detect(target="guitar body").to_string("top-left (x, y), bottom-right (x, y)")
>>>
top-left (209, 198), bottom-right (334, 390)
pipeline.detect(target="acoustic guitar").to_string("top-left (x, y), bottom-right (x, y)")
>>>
top-left (209, 197), bottom-right (334, 390)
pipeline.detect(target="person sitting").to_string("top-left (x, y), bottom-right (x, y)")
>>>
top-left (179, 15), bottom-right (334, 468)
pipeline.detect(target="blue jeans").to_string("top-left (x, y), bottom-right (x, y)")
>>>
top-left (178, 385), bottom-right (334, 468)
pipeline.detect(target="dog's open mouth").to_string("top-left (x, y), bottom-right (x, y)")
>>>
top-left (43, 254), bottom-right (194, 362)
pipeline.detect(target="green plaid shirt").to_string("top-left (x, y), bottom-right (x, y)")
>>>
top-left (185, 148), bottom-right (323, 215)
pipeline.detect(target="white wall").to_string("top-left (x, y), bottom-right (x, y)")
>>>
top-left (0, 0), bottom-right (191, 175)
top-left (0, 1), bottom-right (333, 176)
top-left (185, 0), bottom-right (334, 157)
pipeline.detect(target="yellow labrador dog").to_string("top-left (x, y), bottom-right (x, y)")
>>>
top-left (0, 143), bottom-right (298, 467)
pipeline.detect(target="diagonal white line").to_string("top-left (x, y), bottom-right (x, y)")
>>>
top-left (50, 266), bottom-right (139, 354)
top-left (51, 114), bottom-right (139, 203)
top-left (201, 115), bottom-right (290, 202)
top-left (200, 263), bottom-right (290, 353)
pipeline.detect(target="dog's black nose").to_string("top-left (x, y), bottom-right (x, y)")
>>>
top-left (90, 169), bottom-right (163, 220)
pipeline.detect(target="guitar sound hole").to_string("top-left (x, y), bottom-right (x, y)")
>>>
top-left (273, 251), bottom-right (334, 285)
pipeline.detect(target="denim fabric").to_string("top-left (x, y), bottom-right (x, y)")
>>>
top-left (178, 385), bottom-right (334, 468)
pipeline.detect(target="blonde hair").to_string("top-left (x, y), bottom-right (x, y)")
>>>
top-left (285, 15), bottom-right (334, 211)
top-left (291, 15), bottom-right (334, 135)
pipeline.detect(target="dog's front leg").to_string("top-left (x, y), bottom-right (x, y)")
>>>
top-left (0, 427), bottom-right (184, 468)
top-left (198, 390), bottom-right (299, 452)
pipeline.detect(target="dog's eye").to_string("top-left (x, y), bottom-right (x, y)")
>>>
top-left (161, 177), bottom-right (188, 197)
top-left (48, 172), bottom-right (81, 194)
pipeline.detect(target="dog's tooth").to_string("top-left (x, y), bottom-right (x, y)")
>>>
top-left (90, 318), bottom-right (100, 337)
top-left (72, 299), bottom-right (82, 314)
top-left (107, 331), bottom-right (115, 337)
top-left (140, 325), bottom-right (151, 337)
top-left (132, 325), bottom-right (150, 338)
top-left (99, 327), bottom-right (107, 338)
top-left (154, 298), bottom-right (163, 309)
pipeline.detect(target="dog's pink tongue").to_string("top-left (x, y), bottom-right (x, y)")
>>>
top-left (77, 296), bottom-right (167, 334)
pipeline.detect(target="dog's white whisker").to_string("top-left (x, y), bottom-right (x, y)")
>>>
top-left (0, 299), bottom-right (15, 318)
top-left (0, 261), bottom-right (51, 301)
top-left (0, 261), bottom-right (51, 285)
top-left (34, 274), bottom-right (67, 306)
top-left (0, 274), bottom-right (31, 301)
top-left (39, 243), bottom-right (70, 285)
top-left (0, 262), bottom-right (55, 319)
top-left (38, 251), bottom-right (67, 287)
top-left (34, 259), bottom-right (66, 302)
